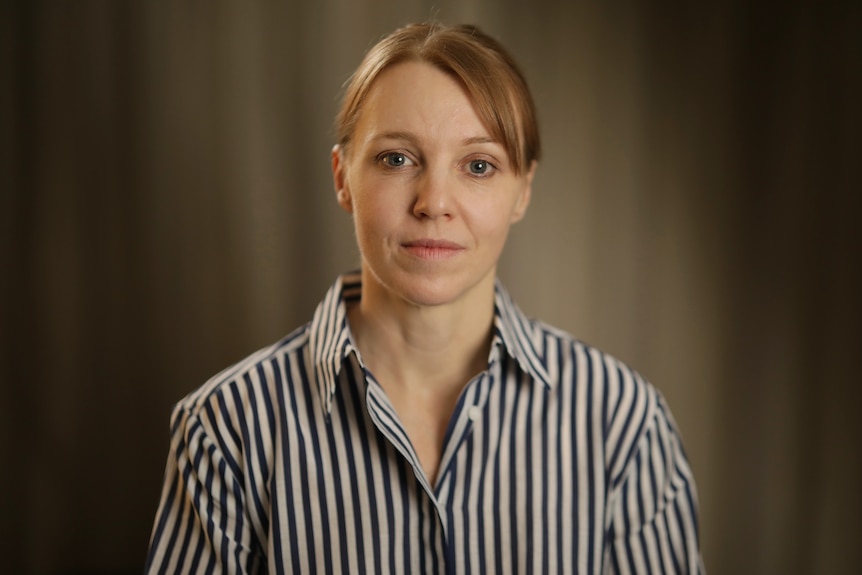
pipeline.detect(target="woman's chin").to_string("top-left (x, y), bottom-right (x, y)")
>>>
top-left (365, 267), bottom-right (494, 310)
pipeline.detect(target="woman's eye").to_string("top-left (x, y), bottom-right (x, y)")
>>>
top-left (468, 159), bottom-right (494, 176)
top-left (381, 153), bottom-right (411, 168)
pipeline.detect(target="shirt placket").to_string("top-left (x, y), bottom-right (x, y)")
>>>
top-left (362, 363), bottom-right (498, 574)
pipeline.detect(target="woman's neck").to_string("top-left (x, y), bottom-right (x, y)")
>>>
top-left (348, 272), bottom-right (496, 397)
top-left (347, 269), bottom-right (497, 485)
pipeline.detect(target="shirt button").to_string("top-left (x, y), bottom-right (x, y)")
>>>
top-left (468, 406), bottom-right (482, 421)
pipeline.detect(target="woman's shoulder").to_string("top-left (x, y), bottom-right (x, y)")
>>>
top-left (531, 319), bottom-right (674, 476)
top-left (527, 317), bottom-right (661, 411)
top-left (494, 283), bottom-right (657, 406)
top-left (174, 322), bottom-right (313, 419)
top-left (525, 316), bottom-right (639, 372)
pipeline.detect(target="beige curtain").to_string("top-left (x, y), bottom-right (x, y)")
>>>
top-left (2, 1), bottom-right (859, 573)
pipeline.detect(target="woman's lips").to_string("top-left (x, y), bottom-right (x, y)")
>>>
top-left (402, 239), bottom-right (464, 260)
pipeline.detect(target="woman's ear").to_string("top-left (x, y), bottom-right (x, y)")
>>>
top-left (511, 160), bottom-right (537, 223)
top-left (331, 144), bottom-right (353, 213)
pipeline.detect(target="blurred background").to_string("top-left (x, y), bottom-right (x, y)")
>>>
top-left (1, 1), bottom-right (859, 573)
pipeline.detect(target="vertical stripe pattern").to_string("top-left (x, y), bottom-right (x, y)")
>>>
top-left (145, 272), bottom-right (704, 574)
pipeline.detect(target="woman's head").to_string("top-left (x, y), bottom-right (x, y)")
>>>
top-left (335, 22), bottom-right (540, 175)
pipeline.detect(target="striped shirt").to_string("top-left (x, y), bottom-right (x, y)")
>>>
top-left (146, 272), bottom-right (704, 574)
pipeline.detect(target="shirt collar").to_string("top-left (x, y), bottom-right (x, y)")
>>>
top-left (309, 272), bottom-right (554, 414)
top-left (491, 279), bottom-right (554, 390)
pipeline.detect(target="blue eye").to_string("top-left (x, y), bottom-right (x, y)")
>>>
top-left (382, 153), bottom-right (408, 167)
top-left (469, 159), bottom-right (492, 175)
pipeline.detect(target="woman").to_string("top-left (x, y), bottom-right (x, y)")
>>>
top-left (146, 22), bottom-right (704, 574)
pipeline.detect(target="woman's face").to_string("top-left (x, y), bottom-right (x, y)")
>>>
top-left (332, 60), bottom-right (535, 309)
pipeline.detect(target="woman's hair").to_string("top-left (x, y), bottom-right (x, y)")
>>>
top-left (335, 22), bottom-right (541, 175)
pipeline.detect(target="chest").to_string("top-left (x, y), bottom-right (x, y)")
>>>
top-left (263, 363), bottom-right (611, 574)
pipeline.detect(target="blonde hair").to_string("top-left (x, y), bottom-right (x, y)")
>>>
top-left (335, 22), bottom-right (541, 175)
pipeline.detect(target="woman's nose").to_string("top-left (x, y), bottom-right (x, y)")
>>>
top-left (412, 167), bottom-right (453, 220)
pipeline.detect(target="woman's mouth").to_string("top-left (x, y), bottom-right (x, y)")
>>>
top-left (402, 239), bottom-right (464, 260)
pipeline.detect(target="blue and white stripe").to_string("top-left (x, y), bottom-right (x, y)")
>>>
top-left (146, 272), bottom-right (704, 574)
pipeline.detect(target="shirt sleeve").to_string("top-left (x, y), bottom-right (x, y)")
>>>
top-left (606, 391), bottom-right (705, 574)
top-left (145, 401), bottom-right (265, 574)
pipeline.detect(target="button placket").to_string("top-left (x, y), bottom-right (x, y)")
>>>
top-left (434, 372), bottom-right (494, 496)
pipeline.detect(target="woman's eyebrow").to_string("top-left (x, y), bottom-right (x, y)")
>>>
top-left (368, 132), bottom-right (499, 147)
top-left (369, 131), bottom-right (420, 144)
top-left (462, 136), bottom-right (498, 146)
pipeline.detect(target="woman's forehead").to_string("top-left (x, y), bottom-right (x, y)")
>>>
top-left (353, 61), bottom-right (495, 146)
